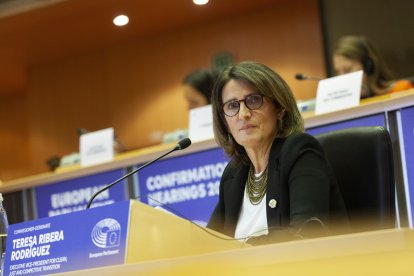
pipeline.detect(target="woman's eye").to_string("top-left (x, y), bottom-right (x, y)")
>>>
top-left (248, 97), bottom-right (259, 104)
top-left (227, 101), bottom-right (239, 110)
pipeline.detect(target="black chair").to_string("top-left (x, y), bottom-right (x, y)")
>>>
top-left (315, 126), bottom-right (395, 233)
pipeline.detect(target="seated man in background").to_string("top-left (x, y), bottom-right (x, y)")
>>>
top-left (333, 35), bottom-right (413, 99)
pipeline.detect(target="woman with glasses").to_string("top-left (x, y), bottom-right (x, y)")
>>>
top-left (207, 61), bottom-right (348, 244)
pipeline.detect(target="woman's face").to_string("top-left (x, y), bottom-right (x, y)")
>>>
top-left (333, 54), bottom-right (370, 97)
top-left (184, 85), bottom-right (208, 110)
top-left (333, 54), bottom-right (364, 75)
top-left (222, 79), bottom-right (279, 149)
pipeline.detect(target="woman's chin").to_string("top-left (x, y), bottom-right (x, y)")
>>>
top-left (235, 136), bottom-right (262, 148)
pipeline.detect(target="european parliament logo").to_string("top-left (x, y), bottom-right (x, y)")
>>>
top-left (91, 218), bottom-right (121, 248)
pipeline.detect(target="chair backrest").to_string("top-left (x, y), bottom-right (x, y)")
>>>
top-left (315, 126), bottom-right (395, 232)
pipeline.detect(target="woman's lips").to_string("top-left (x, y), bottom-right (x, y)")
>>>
top-left (239, 124), bottom-right (255, 131)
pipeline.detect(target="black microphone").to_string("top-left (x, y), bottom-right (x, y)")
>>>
top-left (295, 73), bottom-right (322, 81)
top-left (86, 138), bottom-right (192, 209)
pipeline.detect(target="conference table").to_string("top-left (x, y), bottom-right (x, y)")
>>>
top-left (2, 89), bottom-right (414, 275)
top-left (2, 89), bottom-right (413, 226)
top-left (55, 228), bottom-right (414, 276)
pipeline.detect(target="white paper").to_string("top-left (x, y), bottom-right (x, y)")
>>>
top-left (80, 128), bottom-right (114, 167)
top-left (315, 70), bottom-right (363, 115)
top-left (188, 104), bottom-right (214, 142)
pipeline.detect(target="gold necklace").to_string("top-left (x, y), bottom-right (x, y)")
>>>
top-left (246, 165), bottom-right (268, 205)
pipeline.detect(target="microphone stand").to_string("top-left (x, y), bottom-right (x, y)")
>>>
top-left (86, 141), bottom-right (188, 209)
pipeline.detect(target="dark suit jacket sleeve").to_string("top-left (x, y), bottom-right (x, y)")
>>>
top-left (206, 163), bottom-right (231, 233)
top-left (280, 133), bottom-right (333, 230)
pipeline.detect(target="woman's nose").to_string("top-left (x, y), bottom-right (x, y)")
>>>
top-left (238, 102), bottom-right (251, 119)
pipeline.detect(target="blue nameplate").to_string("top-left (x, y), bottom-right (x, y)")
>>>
top-left (35, 168), bottom-right (128, 219)
top-left (4, 200), bottom-right (131, 275)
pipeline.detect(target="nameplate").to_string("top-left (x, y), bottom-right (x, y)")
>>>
top-left (80, 128), bottom-right (114, 167)
top-left (188, 104), bottom-right (214, 142)
top-left (4, 201), bottom-right (130, 276)
top-left (35, 168), bottom-right (128, 218)
top-left (315, 70), bottom-right (363, 115)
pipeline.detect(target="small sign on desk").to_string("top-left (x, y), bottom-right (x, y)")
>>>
top-left (189, 105), bottom-right (214, 142)
top-left (80, 128), bottom-right (114, 167)
top-left (3, 201), bottom-right (130, 276)
top-left (315, 70), bottom-right (363, 115)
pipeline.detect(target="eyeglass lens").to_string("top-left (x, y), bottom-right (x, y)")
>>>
top-left (223, 94), bottom-right (263, 117)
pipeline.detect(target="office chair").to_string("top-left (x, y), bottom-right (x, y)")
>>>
top-left (315, 126), bottom-right (395, 232)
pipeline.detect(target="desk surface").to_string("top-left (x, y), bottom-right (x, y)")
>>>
top-left (303, 88), bottom-right (414, 128)
top-left (55, 228), bottom-right (414, 276)
top-left (2, 89), bottom-right (414, 193)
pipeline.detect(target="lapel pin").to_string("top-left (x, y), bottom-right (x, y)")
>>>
top-left (269, 199), bottom-right (277, 208)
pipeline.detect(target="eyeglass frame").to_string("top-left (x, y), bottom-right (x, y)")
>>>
top-left (222, 93), bottom-right (265, 117)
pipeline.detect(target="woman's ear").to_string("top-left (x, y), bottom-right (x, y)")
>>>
top-left (278, 108), bottom-right (286, 120)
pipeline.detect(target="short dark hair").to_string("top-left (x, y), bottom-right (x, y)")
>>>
top-left (211, 61), bottom-right (304, 165)
top-left (183, 69), bottom-right (217, 104)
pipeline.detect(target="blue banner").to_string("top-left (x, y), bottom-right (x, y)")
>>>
top-left (306, 113), bottom-right (386, 136)
top-left (137, 147), bottom-right (229, 226)
top-left (400, 107), bottom-right (414, 227)
top-left (4, 201), bottom-right (130, 275)
top-left (35, 169), bottom-right (128, 218)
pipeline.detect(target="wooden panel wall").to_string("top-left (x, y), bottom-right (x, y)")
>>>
top-left (0, 0), bottom-right (324, 181)
top-left (0, 93), bottom-right (30, 180)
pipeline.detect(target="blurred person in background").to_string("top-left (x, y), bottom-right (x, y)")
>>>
top-left (183, 68), bottom-right (218, 109)
top-left (333, 35), bottom-right (413, 99)
top-left (162, 68), bottom-right (218, 144)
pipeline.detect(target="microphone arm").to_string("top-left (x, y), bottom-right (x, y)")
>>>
top-left (86, 138), bottom-right (192, 209)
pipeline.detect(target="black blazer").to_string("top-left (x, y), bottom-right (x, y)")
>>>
top-left (207, 133), bottom-right (348, 238)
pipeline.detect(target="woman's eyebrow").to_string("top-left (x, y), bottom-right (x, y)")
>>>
top-left (223, 92), bottom-right (258, 103)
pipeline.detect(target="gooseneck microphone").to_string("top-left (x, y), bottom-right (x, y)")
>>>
top-left (86, 137), bottom-right (192, 209)
top-left (295, 73), bottom-right (322, 81)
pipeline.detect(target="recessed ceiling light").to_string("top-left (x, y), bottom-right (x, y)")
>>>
top-left (193, 0), bottom-right (209, 5)
top-left (113, 15), bottom-right (129, 27)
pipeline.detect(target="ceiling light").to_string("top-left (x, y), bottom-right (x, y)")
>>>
top-left (193, 0), bottom-right (209, 5)
top-left (113, 15), bottom-right (129, 27)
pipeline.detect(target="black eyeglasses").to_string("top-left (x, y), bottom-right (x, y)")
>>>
top-left (222, 94), bottom-right (264, 117)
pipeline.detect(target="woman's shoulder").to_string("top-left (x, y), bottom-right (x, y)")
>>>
top-left (272, 133), bottom-right (324, 173)
top-left (283, 132), bottom-right (320, 147)
top-left (221, 159), bottom-right (248, 180)
top-left (278, 132), bottom-right (323, 159)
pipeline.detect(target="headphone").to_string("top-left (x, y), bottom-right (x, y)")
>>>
top-left (363, 57), bottom-right (374, 75)
top-left (358, 36), bottom-right (375, 75)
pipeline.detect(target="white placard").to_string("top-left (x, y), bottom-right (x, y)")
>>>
top-left (188, 104), bottom-right (214, 142)
top-left (80, 127), bottom-right (114, 167)
top-left (315, 70), bottom-right (363, 115)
